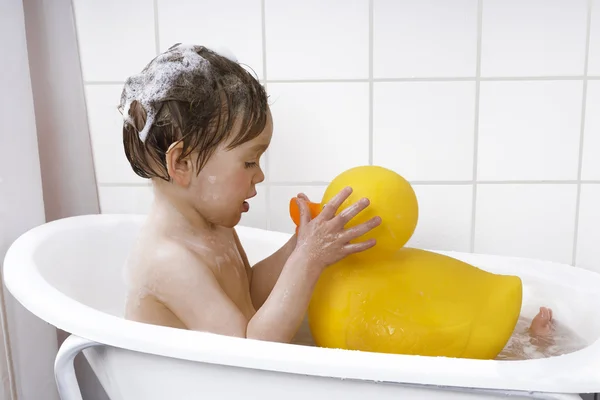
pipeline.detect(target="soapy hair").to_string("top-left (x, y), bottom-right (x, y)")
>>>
top-left (118, 43), bottom-right (268, 181)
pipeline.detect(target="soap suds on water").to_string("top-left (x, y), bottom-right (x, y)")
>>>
top-left (496, 315), bottom-right (587, 361)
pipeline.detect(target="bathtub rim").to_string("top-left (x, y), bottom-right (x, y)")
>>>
top-left (4, 213), bottom-right (600, 395)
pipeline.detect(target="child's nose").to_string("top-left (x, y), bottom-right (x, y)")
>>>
top-left (254, 167), bottom-right (265, 184)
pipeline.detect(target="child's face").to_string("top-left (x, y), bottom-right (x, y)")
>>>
top-left (189, 108), bottom-right (273, 228)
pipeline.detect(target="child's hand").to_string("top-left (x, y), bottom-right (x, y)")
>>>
top-left (294, 186), bottom-right (382, 271)
top-left (296, 192), bottom-right (310, 202)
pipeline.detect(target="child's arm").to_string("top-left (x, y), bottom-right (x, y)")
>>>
top-left (234, 193), bottom-right (309, 309)
top-left (234, 229), bottom-right (297, 309)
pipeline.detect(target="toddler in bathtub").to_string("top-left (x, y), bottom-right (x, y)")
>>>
top-left (121, 43), bottom-right (561, 359)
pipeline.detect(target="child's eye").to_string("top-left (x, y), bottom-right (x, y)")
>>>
top-left (245, 162), bottom-right (258, 169)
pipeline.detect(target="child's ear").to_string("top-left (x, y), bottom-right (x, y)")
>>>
top-left (165, 141), bottom-right (192, 186)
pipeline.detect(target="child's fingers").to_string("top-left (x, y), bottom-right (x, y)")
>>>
top-left (340, 216), bottom-right (382, 242)
top-left (296, 197), bottom-right (312, 227)
top-left (335, 197), bottom-right (371, 227)
top-left (320, 187), bottom-right (353, 220)
top-left (343, 238), bottom-right (377, 254)
top-left (297, 193), bottom-right (309, 201)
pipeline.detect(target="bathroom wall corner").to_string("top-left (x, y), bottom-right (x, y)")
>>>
top-left (22, 0), bottom-right (100, 222)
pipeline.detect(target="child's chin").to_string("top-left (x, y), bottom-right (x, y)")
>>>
top-left (225, 213), bottom-right (243, 228)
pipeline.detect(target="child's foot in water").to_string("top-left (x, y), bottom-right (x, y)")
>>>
top-left (530, 307), bottom-right (554, 337)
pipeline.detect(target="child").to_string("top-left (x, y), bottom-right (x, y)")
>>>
top-left (121, 43), bottom-right (382, 343)
top-left (121, 43), bottom-right (570, 358)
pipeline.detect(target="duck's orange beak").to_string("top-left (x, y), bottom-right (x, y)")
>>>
top-left (289, 197), bottom-right (322, 233)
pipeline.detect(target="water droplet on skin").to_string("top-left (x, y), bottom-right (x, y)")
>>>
top-left (208, 176), bottom-right (217, 184)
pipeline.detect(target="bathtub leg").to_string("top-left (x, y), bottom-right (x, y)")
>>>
top-left (54, 334), bottom-right (102, 400)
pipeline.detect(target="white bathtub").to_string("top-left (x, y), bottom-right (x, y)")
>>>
top-left (4, 214), bottom-right (600, 400)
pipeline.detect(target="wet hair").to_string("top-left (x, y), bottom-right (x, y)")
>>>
top-left (118, 43), bottom-right (268, 181)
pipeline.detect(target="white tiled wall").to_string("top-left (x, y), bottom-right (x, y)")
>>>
top-left (72, 0), bottom-right (600, 271)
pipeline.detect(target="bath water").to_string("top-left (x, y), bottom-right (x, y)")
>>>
top-left (496, 315), bottom-right (587, 361)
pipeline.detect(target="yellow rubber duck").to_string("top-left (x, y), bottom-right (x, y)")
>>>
top-left (289, 165), bottom-right (523, 360)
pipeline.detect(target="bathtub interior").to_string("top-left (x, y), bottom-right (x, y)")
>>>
top-left (32, 215), bottom-right (289, 319)
top-left (32, 214), bottom-right (600, 353)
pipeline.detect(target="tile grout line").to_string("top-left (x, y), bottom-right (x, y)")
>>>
top-left (261, 0), bottom-right (271, 231)
top-left (153, 0), bottom-right (160, 56)
top-left (571, 0), bottom-right (593, 266)
top-left (85, 81), bottom-right (127, 85)
top-left (82, 76), bottom-right (600, 85)
top-left (97, 180), bottom-right (600, 188)
top-left (100, 182), bottom-right (153, 188)
top-left (469, 0), bottom-right (484, 254)
top-left (368, 0), bottom-right (374, 165)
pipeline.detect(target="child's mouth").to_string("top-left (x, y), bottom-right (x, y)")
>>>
top-left (242, 201), bottom-right (250, 212)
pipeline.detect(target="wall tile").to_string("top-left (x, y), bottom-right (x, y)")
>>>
top-left (72, 0), bottom-right (156, 81)
top-left (474, 184), bottom-right (577, 264)
top-left (157, 0), bottom-right (264, 78)
top-left (267, 83), bottom-right (369, 182)
top-left (480, 0), bottom-right (587, 77)
top-left (268, 186), bottom-right (327, 233)
top-left (373, 81), bottom-right (476, 181)
top-left (85, 85), bottom-right (147, 184)
top-left (98, 185), bottom-right (154, 214)
top-left (239, 185), bottom-right (268, 229)
top-left (477, 81), bottom-right (582, 181)
top-left (265, 0), bottom-right (369, 80)
top-left (373, 0), bottom-right (478, 78)
top-left (575, 184), bottom-right (600, 272)
top-left (587, 0), bottom-right (600, 75)
top-left (407, 185), bottom-right (473, 252)
top-left (73, 0), bottom-right (597, 271)
top-left (581, 81), bottom-right (600, 180)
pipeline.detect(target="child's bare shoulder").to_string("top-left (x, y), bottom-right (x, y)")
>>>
top-left (139, 237), bottom-right (216, 292)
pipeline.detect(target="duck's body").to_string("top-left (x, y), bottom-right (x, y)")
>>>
top-left (308, 247), bottom-right (522, 359)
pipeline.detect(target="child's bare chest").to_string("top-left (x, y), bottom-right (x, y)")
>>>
top-left (187, 235), bottom-right (254, 317)
top-left (210, 250), bottom-right (254, 317)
